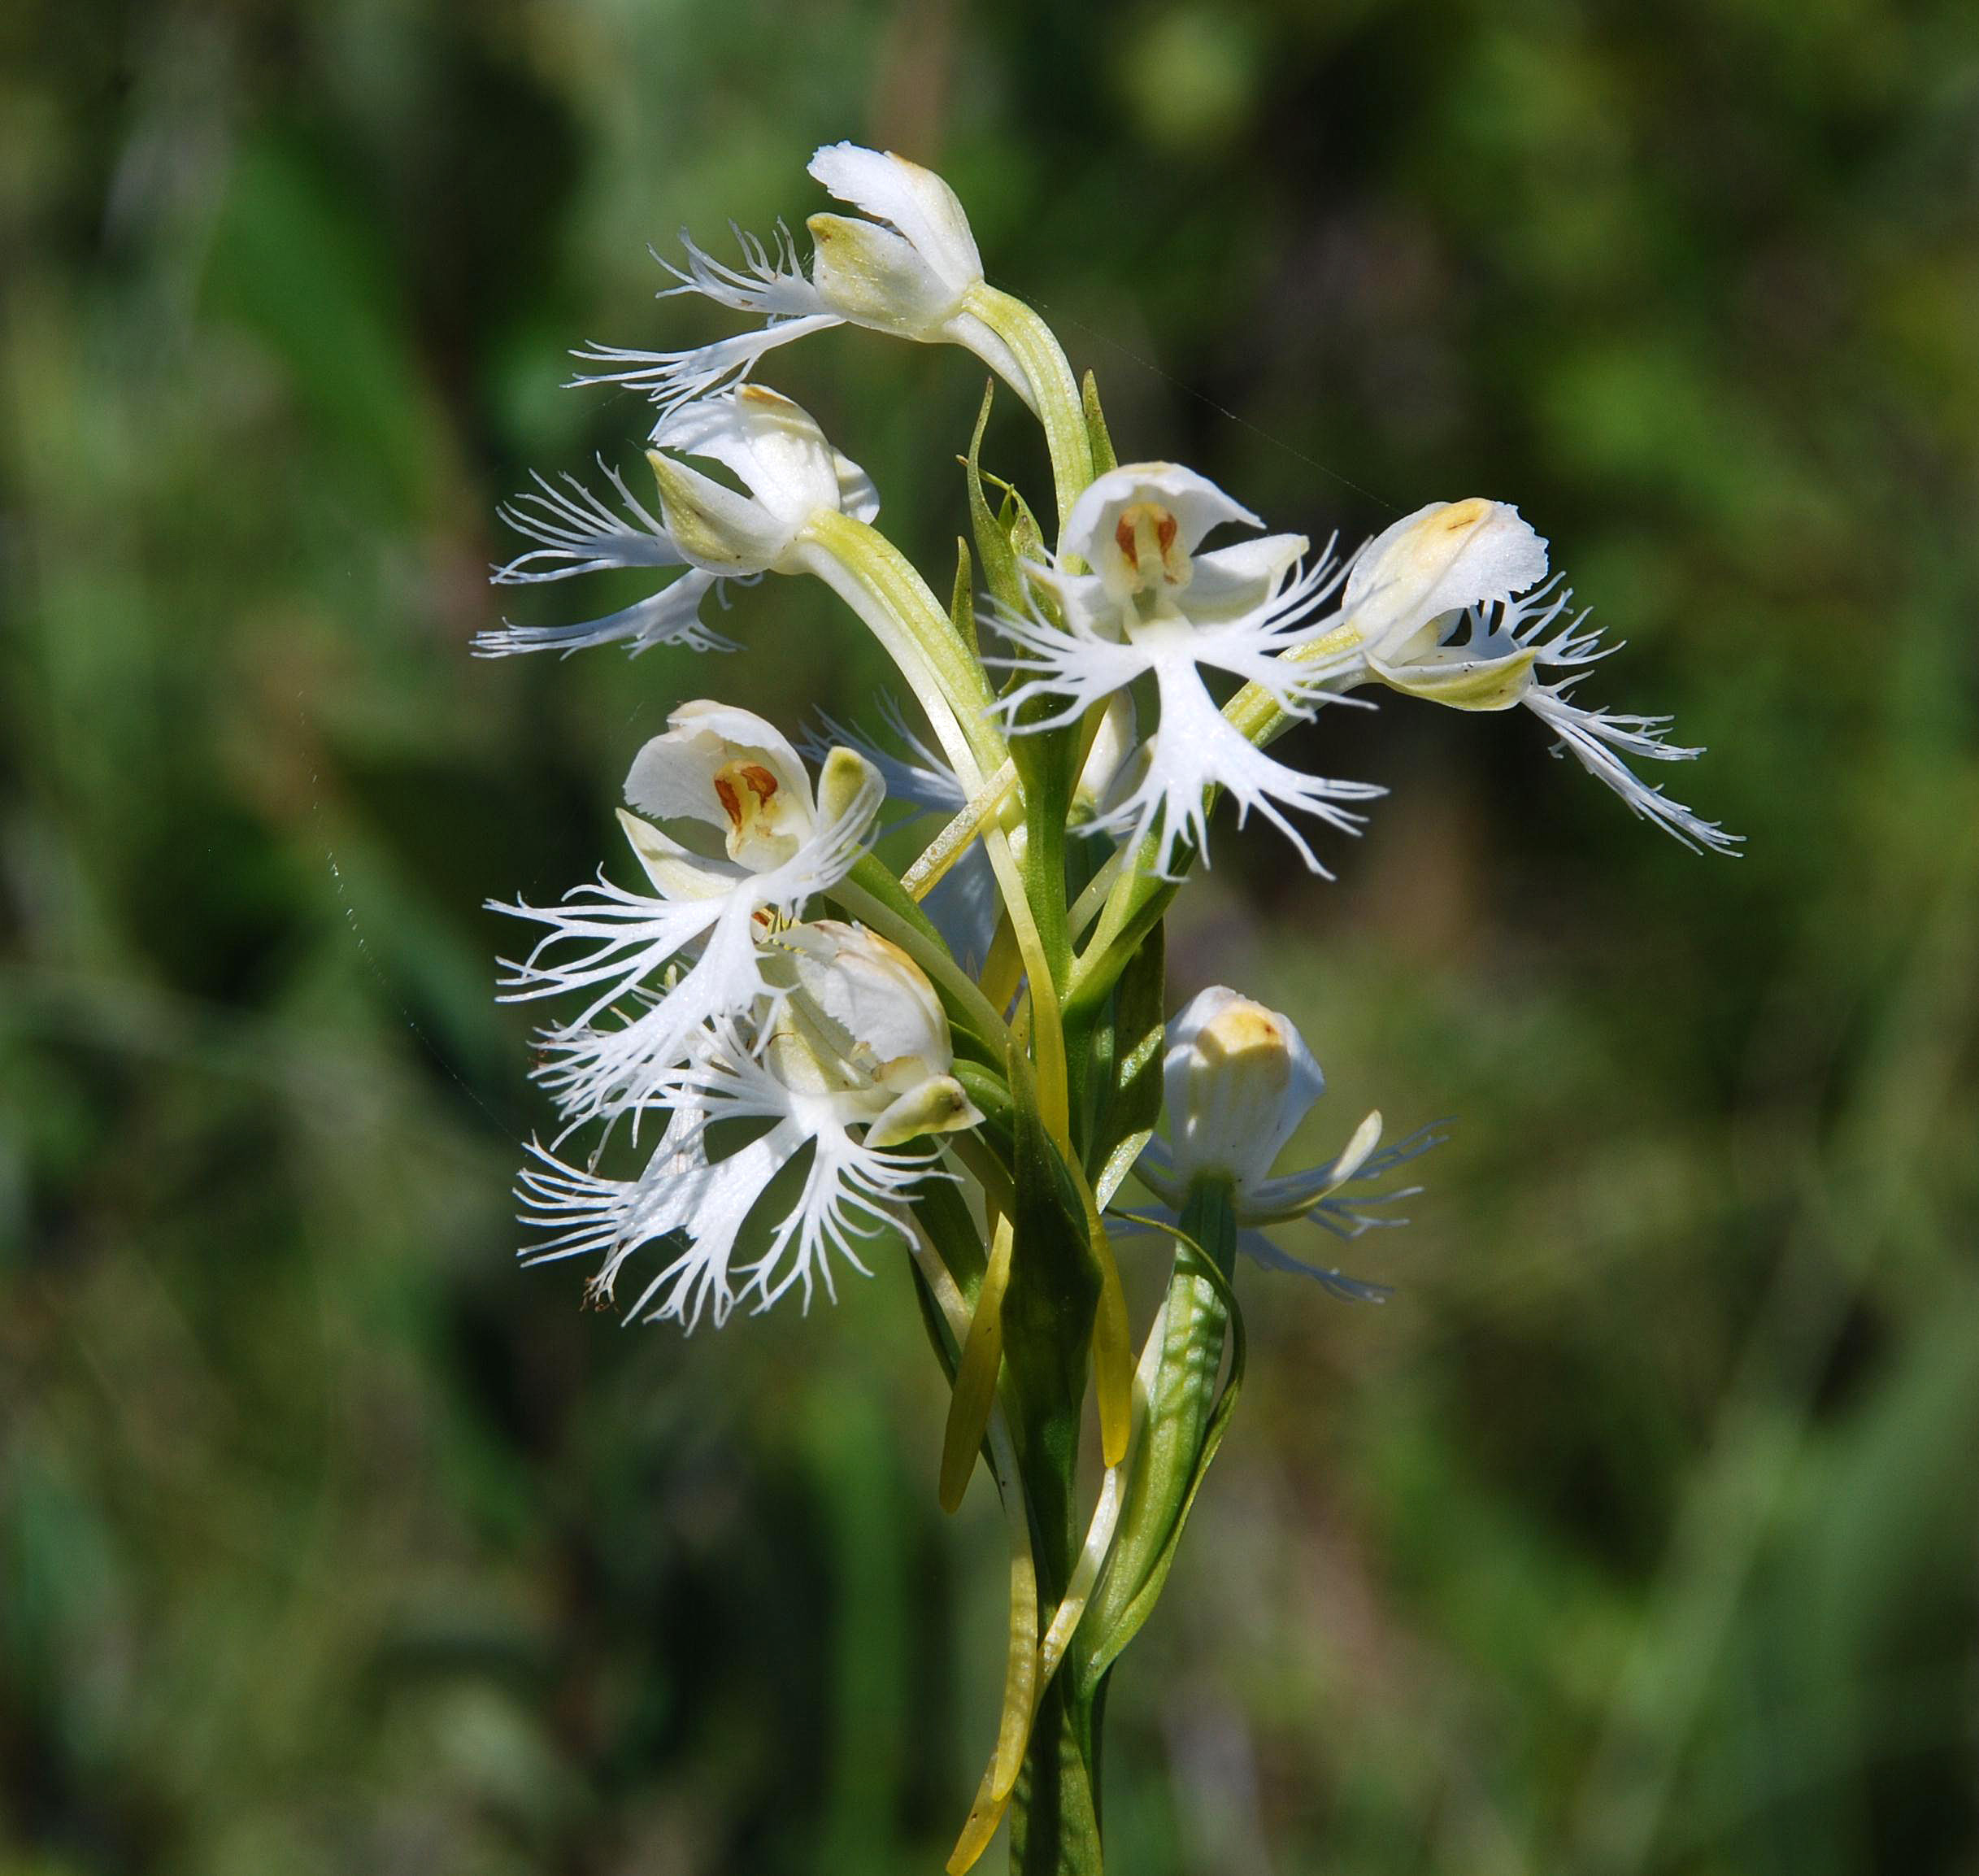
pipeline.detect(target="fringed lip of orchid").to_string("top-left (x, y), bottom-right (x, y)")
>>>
top-left (515, 918), bottom-right (976, 1333)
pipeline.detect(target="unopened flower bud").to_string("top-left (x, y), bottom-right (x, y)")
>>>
top-left (1162, 986), bottom-right (1325, 1196)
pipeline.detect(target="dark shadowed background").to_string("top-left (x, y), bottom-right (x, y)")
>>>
top-left (5, 1), bottom-right (1978, 1871)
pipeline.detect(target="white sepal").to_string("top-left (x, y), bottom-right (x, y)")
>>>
top-left (806, 143), bottom-right (984, 317)
top-left (1342, 498), bottom-right (1551, 666)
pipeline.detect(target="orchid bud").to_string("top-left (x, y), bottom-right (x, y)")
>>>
top-left (1162, 986), bottom-right (1326, 1198)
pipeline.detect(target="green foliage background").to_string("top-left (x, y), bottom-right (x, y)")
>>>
top-left (5, 0), bottom-right (1977, 1870)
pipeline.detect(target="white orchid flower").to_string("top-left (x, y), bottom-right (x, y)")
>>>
top-left (475, 388), bottom-right (877, 659)
top-left (994, 462), bottom-right (1384, 878)
top-left (493, 703), bottom-right (884, 1127)
top-left (514, 921), bottom-right (981, 1330)
top-left (1326, 499), bottom-right (1739, 853)
top-left (1135, 986), bottom-right (1442, 1299)
top-left (572, 142), bottom-right (1037, 416)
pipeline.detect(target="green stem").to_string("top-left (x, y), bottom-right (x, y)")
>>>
top-left (1009, 1679), bottom-right (1104, 1875)
top-left (797, 512), bottom-right (1003, 775)
top-left (1007, 1325), bottom-right (1105, 1876)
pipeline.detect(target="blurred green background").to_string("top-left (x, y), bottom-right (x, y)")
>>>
top-left (5, 0), bottom-right (1978, 1870)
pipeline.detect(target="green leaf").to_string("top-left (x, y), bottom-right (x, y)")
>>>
top-left (1075, 1196), bottom-right (1246, 1691)
top-left (939, 1212), bottom-right (1016, 1514)
top-left (1002, 485), bottom-right (1047, 568)
top-left (965, 381), bottom-right (1024, 614)
top-left (949, 536), bottom-right (979, 659)
top-left (1081, 370), bottom-right (1117, 477)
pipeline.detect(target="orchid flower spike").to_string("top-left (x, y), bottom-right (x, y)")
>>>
top-left (1326, 500), bottom-right (1740, 853)
top-left (572, 143), bottom-right (1039, 415)
top-left (994, 462), bottom-right (1384, 877)
top-left (515, 920), bottom-right (981, 1332)
top-left (491, 702), bottom-right (884, 1127)
top-left (476, 387), bottom-right (877, 660)
top-left (1136, 986), bottom-right (1442, 1299)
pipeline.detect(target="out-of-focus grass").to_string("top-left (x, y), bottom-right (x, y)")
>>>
top-left (3, 1), bottom-right (1976, 1871)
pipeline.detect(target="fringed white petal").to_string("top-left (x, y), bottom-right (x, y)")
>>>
top-left (659, 220), bottom-right (828, 319)
top-left (527, 899), bottom-right (772, 1126)
top-left (474, 572), bottom-right (737, 659)
top-left (475, 463), bottom-right (737, 659)
top-left (1245, 1119), bottom-right (1450, 1221)
top-left (1235, 1230), bottom-right (1394, 1301)
top-left (1090, 652), bottom-right (1382, 877)
top-left (568, 312), bottom-right (845, 416)
top-left (1525, 686), bottom-right (1741, 855)
top-left (489, 464), bottom-right (679, 582)
top-left (515, 1023), bottom-right (937, 1333)
top-left (806, 695), bottom-right (968, 815)
top-left (1500, 583), bottom-right (1738, 854)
